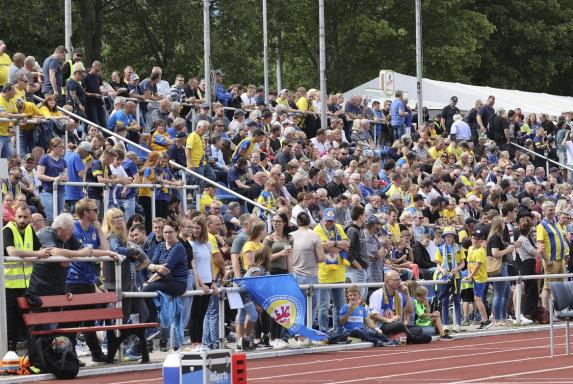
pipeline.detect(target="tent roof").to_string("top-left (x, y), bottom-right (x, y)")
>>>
top-left (343, 71), bottom-right (573, 117)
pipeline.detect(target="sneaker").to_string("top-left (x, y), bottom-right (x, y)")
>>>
top-left (518, 314), bottom-right (534, 325)
top-left (461, 319), bottom-right (471, 326)
top-left (262, 334), bottom-right (271, 347)
top-left (75, 340), bottom-right (90, 357)
top-left (272, 339), bottom-right (290, 350)
top-left (440, 333), bottom-right (454, 340)
top-left (146, 329), bottom-right (160, 341)
top-left (122, 353), bottom-right (142, 362)
top-left (478, 320), bottom-right (493, 330)
top-left (296, 339), bottom-right (310, 348)
top-left (453, 324), bottom-right (461, 333)
top-left (241, 338), bottom-right (255, 352)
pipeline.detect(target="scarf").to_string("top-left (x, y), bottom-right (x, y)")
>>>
top-left (438, 242), bottom-right (460, 293)
top-left (320, 223), bottom-right (349, 267)
top-left (382, 286), bottom-right (402, 320)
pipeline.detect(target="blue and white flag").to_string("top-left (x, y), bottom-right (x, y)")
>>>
top-left (234, 274), bottom-right (327, 341)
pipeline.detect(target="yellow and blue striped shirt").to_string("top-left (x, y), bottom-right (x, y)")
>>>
top-left (537, 219), bottom-right (566, 261)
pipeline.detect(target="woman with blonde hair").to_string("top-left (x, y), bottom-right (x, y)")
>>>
top-left (102, 208), bottom-right (149, 326)
top-left (137, 151), bottom-right (161, 233)
top-left (37, 137), bottom-right (67, 222)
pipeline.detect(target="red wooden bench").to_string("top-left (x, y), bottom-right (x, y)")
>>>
top-left (17, 292), bottom-right (158, 363)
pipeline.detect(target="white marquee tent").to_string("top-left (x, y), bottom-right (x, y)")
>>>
top-left (343, 71), bottom-right (573, 118)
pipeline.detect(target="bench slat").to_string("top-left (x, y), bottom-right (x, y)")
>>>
top-left (30, 322), bottom-right (159, 335)
top-left (17, 292), bottom-right (118, 309)
top-left (22, 307), bottom-right (124, 326)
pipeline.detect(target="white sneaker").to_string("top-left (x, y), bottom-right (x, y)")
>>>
top-left (515, 314), bottom-right (534, 325)
top-left (273, 339), bottom-right (290, 350)
top-left (75, 340), bottom-right (90, 357)
top-left (453, 324), bottom-right (461, 333)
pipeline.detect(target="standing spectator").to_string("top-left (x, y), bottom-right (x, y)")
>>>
top-left (477, 95), bottom-right (496, 137)
top-left (138, 152), bottom-right (161, 232)
top-left (516, 219), bottom-right (538, 323)
top-left (186, 120), bottom-right (214, 189)
top-left (345, 205), bottom-right (369, 299)
top-left (7, 52), bottom-right (25, 84)
top-left (3, 204), bottom-right (50, 351)
top-left (189, 217), bottom-right (213, 350)
top-left (314, 208), bottom-right (350, 336)
top-left (0, 40), bottom-right (11, 90)
top-left (155, 152), bottom-right (183, 219)
top-left (37, 138), bottom-right (67, 222)
top-left (66, 62), bottom-right (87, 119)
top-left (0, 84), bottom-right (25, 158)
top-left (41, 46), bottom-right (67, 104)
top-left (117, 150), bottom-right (139, 220)
top-left (487, 216), bottom-right (517, 325)
top-left (170, 74), bottom-right (187, 103)
top-left (64, 142), bottom-right (92, 213)
top-left (83, 61), bottom-right (107, 127)
top-left (390, 90), bottom-right (408, 140)
top-left (440, 96), bottom-right (460, 135)
top-left (140, 71), bottom-right (161, 130)
top-left (290, 212), bottom-right (324, 342)
top-left (86, 149), bottom-right (125, 218)
top-left (536, 201), bottom-right (566, 311)
top-left (65, 198), bottom-right (112, 362)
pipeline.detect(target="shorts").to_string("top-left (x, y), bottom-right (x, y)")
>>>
top-left (473, 282), bottom-right (486, 298)
top-left (461, 288), bottom-right (474, 303)
top-left (237, 301), bottom-right (258, 324)
top-left (543, 260), bottom-right (565, 290)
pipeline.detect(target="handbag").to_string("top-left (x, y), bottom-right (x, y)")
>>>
top-left (486, 255), bottom-right (502, 276)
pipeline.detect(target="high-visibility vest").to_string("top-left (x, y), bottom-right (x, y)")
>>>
top-left (3, 222), bottom-right (34, 289)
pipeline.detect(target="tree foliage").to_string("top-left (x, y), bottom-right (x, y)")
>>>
top-left (1, 0), bottom-right (573, 95)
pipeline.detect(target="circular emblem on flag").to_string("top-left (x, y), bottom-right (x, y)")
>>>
top-left (267, 299), bottom-right (296, 329)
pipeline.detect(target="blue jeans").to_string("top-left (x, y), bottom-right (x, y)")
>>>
top-left (439, 277), bottom-right (462, 326)
top-left (0, 135), bottom-right (13, 159)
top-left (202, 294), bottom-right (219, 349)
top-left (346, 268), bottom-right (368, 299)
top-left (493, 263), bottom-right (510, 320)
top-left (293, 274), bottom-right (319, 328)
top-left (118, 197), bottom-right (136, 221)
top-left (170, 272), bottom-right (194, 350)
top-left (18, 129), bottom-right (35, 157)
top-left (40, 190), bottom-right (65, 223)
top-left (318, 286), bottom-right (345, 335)
top-left (392, 124), bottom-right (406, 140)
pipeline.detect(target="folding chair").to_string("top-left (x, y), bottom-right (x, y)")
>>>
top-left (548, 281), bottom-right (573, 357)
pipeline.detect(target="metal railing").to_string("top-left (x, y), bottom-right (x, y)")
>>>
top-left (52, 181), bottom-right (199, 220)
top-left (511, 141), bottom-right (573, 175)
top-left (31, 95), bottom-right (273, 215)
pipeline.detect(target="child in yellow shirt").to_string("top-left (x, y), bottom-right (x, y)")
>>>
top-left (463, 230), bottom-right (492, 330)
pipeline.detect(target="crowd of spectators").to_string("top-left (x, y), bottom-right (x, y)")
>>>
top-left (2, 41), bottom-right (573, 359)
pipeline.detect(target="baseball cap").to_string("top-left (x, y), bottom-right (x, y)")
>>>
top-left (550, 167), bottom-right (559, 173)
top-left (130, 73), bottom-right (139, 81)
top-left (431, 196), bottom-right (446, 206)
top-left (233, 109), bottom-right (246, 118)
top-left (279, 88), bottom-right (288, 96)
top-left (200, 102), bottom-right (210, 109)
top-left (465, 217), bottom-right (478, 225)
top-left (247, 120), bottom-right (258, 128)
top-left (365, 215), bottom-right (381, 226)
top-left (468, 195), bottom-right (481, 202)
top-left (262, 110), bottom-right (272, 119)
top-left (322, 208), bottom-right (337, 222)
top-left (451, 96), bottom-right (459, 102)
top-left (214, 69), bottom-right (225, 76)
top-left (334, 169), bottom-right (345, 178)
top-left (517, 209), bottom-right (533, 221)
top-left (175, 132), bottom-right (187, 139)
top-left (256, 100), bottom-right (268, 107)
top-left (23, 154), bottom-right (34, 161)
top-left (473, 229), bottom-right (485, 240)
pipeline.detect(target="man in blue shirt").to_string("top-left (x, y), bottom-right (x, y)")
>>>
top-left (214, 70), bottom-right (231, 106)
top-left (108, 101), bottom-right (141, 143)
top-left (41, 46), bottom-right (67, 103)
top-left (390, 90), bottom-right (409, 140)
top-left (116, 151), bottom-right (139, 220)
top-left (66, 198), bottom-right (115, 362)
top-left (64, 142), bottom-right (93, 213)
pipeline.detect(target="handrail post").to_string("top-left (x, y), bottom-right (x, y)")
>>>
top-left (306, 285), bottom-right (313, 330)
top-left (53, 180), bottom-right (59, 219)
top-left (15, 123), bottom-right (20, 158)
top-left (515, 275), bottom-right (523, 325)
top-left (136, 101), bottom-right (141, 126)
top-left (218, 289), bottom-right (226, 348)
top-left (550, 297), bottom-right (555, 357)
top-left (103, 185), bottom-right (110, 213)
top-left (181, 186), bottom-right (188, 215)
top-left (151, 187), bottom-right (157, 222)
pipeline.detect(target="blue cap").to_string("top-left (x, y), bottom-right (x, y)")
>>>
top-left (322, 208), bottom-right (337, 222)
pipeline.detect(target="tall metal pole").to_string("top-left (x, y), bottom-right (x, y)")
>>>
top-left (64, 0), bottom-right (72, 60)
top-left (318, 0), bottom-right (327, 129)
top-left (276, 33), bottom-right (283, 92)
top-left (203, 0), bottom-right (212, 109)
top-left (415, 0), bottom-right (423, 127)
top-left (262, 0), bottom-right (269, 104)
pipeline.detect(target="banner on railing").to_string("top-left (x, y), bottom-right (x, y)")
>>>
top-left (234, 274), bottom-right (327, 341)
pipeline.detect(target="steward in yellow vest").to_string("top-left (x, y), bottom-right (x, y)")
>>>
top-left (3, 205), bottom-right (50, 351)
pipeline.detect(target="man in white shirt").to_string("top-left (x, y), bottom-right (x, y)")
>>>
top-left (240, 85), bottom-right (257, 108)
top-left (450, 114), bottom-right (472, 142)
top-left (152, 66), bottom-right (171, 98)
top-left (291, 192), bottom-right (317, 228)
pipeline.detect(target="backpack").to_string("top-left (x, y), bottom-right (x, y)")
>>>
top-left (29, 336), bottom-right (80, 379)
